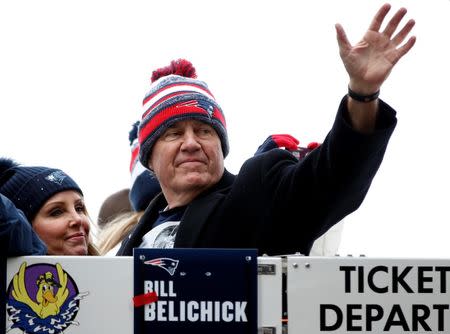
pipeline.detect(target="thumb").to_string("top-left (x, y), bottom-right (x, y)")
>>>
top-left (335, 23), bottom-right (351, 55)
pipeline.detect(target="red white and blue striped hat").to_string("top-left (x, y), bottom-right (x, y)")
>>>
top-left (138, 59), bottom-right (229, 168)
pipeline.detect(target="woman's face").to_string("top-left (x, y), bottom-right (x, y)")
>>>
top-left (32, 190), bottom-right (90, 255)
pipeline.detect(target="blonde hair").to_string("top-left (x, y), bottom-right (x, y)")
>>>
top-left (97, 211), bottom-right (144, 255)
top-left (87, 240), bottom-right (100, 255)
top-left (86, 213), bottom-right (100, 255)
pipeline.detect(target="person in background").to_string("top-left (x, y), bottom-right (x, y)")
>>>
top-left (96, 121), bottom-right (160, 229)
top-left (98, 211), bottom-right (144, 255)
top-left (0, 193), bottom-right (47, 256)
top-left (96, 188), bottom-right (131, 229)
top-left (96, 120), bottom-right (163, 257)
top-left (0, 158), bottom-right (98, 256)
top-left (116, 4), bottom-right (415, 256)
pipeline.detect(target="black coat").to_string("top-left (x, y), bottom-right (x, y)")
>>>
top-left (117, 97), bottom-right (397, 256)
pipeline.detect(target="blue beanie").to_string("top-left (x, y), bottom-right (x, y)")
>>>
top-left (0, 158), bottom-right (82, 222)
top-left (130, 171), bottom-right (161, 211)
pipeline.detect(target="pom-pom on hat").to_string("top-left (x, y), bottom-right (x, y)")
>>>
top-left (0, 158), bottom-right (82, 222)
top-left (138, 59), bottom-right (229, 168)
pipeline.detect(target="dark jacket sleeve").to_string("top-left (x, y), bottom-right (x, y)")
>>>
top-left (295, 96), bottom-right (396, 237)
top-left (0, 194), bottom-right (47, 256)
top-left (233, 96), bottom-right (397, 254)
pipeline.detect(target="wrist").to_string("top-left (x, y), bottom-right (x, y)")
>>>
top-left (348, 86), bottom-right (380, 103)
top-left (348, 79), bottom-right (380, 95)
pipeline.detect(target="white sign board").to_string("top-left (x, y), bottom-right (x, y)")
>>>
top-left (258, 256), bottom-right (283, 334)
top-left (5, 256), bottom-right (133, 334)
top-left (5, 256), bottom-right (282, 334)
top-left (287, 256), bottom-right (450, 333)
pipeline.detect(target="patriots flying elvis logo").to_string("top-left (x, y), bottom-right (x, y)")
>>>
top-left (176, 99), bottom-right (215, 118)
top-left (6, 262), bottom-right (88, 334)
top-left (144, 258), bottom-right (179, 276)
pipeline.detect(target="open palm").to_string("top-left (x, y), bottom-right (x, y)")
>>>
top-left (336, 4), bottom-right (416, 94)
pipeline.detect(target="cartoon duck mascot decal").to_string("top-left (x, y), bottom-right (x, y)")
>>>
top-left (13, 262), bottom-right (68, 319)
top-left (6, 262), bottom-right (88, 334)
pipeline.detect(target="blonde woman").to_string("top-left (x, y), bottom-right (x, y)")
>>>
top-left (0, 158), bottom-right (98, 256)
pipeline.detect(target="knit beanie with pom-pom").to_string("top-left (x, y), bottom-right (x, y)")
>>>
top-left (138, 59), bottom-right (228, 168)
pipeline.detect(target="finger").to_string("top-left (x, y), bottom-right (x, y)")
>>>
top-left (368, 3), bottom-right (391, 32)
top-left (280, 141), bottom-right (298, 151)
top-left (307, 142), bottom-right (320, 150)
top-left (392, 19), bottom-right (415, 46)
top-left (335, 23), bottom-right (351, 53)
top-left (274, 134), bottom-right (299, 145)
top-left (382, 7), bottom-right (408, 38)
top-left (393, 36), bottom-right (417, 64)
top-left (272, 134), bottom-right (299, 149)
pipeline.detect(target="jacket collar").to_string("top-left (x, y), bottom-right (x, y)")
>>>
top-left (116, 193), bottom-right (166, 255)
top-left (175, 169), bottom-right (235, 246)
top-left (117, 169), bottom-right (235, 255)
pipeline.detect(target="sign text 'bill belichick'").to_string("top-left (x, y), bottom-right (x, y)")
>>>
top-left (133, 248), bottom-right (257, 334)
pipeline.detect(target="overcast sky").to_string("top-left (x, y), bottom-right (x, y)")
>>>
top-left (1, 0), bottom-right (449, 258)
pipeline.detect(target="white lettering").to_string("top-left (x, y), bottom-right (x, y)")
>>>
top-left (144, 303), bottom-right (156, 321)
top-left (144, 300), bottom-right (248, 323)
top-left (169, 281), bottom-right (176, 296)
top-left (235, 302), bottom-right (247, 322)
top-left (200, 301), bottom-right (213, 321)
top-left (215, 301), bottom-right (221, 321)
top-left (157, 300), bottom-right (167, 321)
top-left (222, 301), bottom-right (234, 322)
top-left (179, 301), bottom-right (185, 321)
top-left (168, 299), bottom-right (178, 321)
top-left (144, 281), bottom-right (153, 293)
top-left (142, 280), bottom-right (177, 297)
top-left (187, 301), bottom-right (199, 321)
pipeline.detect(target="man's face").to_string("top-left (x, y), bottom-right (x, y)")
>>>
top-left (149, 120), bottom-right (224, 204)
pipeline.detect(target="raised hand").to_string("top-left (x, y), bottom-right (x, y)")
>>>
top-left (335, 3), bottom-right (416, 95)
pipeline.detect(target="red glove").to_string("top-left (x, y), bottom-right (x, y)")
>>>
top-left (255, 134), bottom-right (299, 155)
top-left (255, 134), bottom-right (321, 160)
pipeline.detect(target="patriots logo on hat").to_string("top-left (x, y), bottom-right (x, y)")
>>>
top-left (45, 170), bottom-right (67, 185)
top-left (144, 258), bottom-right (179, 276)
top-left (176, 99), bottom-right (215, 118)
top-left (198, 99), bottom-right (215, 117)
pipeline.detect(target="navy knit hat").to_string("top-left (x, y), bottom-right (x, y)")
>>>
top-left (0, 158), bottom-right (83, 222)
top-left (138, 59), bottom-right (229, 168)
top-left (129, 121), bottom-right (162, 211)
